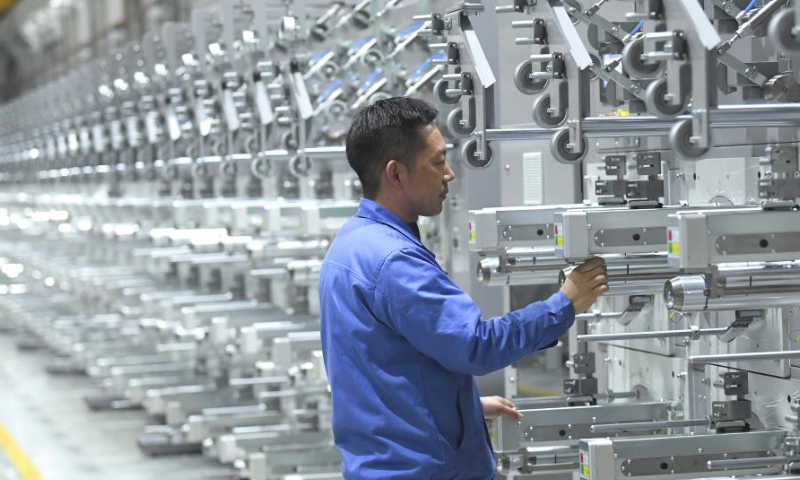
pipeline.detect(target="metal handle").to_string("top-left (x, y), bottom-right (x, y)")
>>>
top-left (529, 54), bottom-right (554, 63)
top-left (496, 5), bottom-right (520, 13)
top-left (591, 418), bottom-right (707, 434)
top-left (625, 12), bottom-right (652, 20)
top-left (512, 20), bottom-right (535, 28)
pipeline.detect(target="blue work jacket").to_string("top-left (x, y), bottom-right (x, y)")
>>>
top-left (319, 199), bottom-right (576, 480)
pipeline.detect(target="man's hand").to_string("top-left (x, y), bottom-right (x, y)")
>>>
top-left (560, 257), bottom-right (608, 314)
top-left (481, 396), bottom-right (522, 421)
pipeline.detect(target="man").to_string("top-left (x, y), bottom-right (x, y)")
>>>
top-left (319, 97), bottom-right (608, 480)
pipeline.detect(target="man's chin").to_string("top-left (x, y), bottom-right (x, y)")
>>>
top-left (422, 204), bottom-right (445, 218)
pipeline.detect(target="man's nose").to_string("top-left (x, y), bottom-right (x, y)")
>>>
top-left (444, 162), bottom-right (456, 182)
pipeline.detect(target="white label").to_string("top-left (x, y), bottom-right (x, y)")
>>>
top-left (522, 152), bottom-right (543, 205)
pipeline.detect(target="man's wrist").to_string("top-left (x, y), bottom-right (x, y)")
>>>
top-left (546, 291), bottom-right (576, 329)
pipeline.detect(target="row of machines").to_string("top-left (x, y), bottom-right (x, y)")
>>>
top-left (448, 0), bottom-right (800, 479)
top-left (0, 0), bottom-right (458, 479)
top-left (4, 0), bottom-right (800, 479)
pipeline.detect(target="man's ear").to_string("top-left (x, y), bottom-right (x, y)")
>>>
top-left (383, 159), bottom-right (406, 190)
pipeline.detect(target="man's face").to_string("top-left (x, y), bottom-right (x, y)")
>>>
top-left (404, 124), bottom-right (456, 218)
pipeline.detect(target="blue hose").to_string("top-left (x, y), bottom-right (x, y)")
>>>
top-left (743, 0), bottom-right (758, 14)
top-left (630, 19), bottom-right (644, 35)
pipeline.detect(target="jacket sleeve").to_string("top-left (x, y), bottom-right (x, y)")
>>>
top-left (372, 247), bottom-right (575, 376)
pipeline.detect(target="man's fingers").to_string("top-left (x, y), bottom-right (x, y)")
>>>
top-left (593, 284), bottom-right (610, 295)
top-left (589, 273), bottom-right (608, 288)
top-left (500, 405), bottom-right (523, 421)
top-left (499, 397), bottom-right (517, 409)
top-left (575, 257), bottom-right (605, 272)
top-left (578, 265), bottom-right (607, 278)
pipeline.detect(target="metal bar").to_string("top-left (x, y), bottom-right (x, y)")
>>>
top-left (718, 52), bottom-right (770, 86)
top-left (689, 350), bottom-right (800, 364)
top-left (228, 376), bottom-right (289, 387)
top-left (522, 445), bottom-right (576, 455)
top-left (575, 312), bottom-right (625, 321)
top-left (484, 104), bottom-right (800, 142)
top-left (591, 418), bottom-right (707, 433)
top-left (590, 64), bottom-right (646, 99)
top-left (672, 289), bottom-right (800, 313)
top-left (513, 390), bottom-right (636, 409)
top-left (562, 0), bottom-right (627, 42)
top-left (578, 328), bottom-right (727, 342)
top-left (302, 146), bottom-right (347, 159)
top-left (707, 456), bottom-right (800, 470)
top-left (679, 0), bottom-right (722, 49)
top-left (549, 0), bottom-right (594, 69)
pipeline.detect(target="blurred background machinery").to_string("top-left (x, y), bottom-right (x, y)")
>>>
top-left (2, 1), bottom-right (800, 480)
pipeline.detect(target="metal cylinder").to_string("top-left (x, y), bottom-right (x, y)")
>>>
top-left (689, 350), bottom-right (800, 364)
top-left (477, 254), bottom-right (566, 287)
top-left (704, 291), bottom-right (800, 310)
top-left (302, 146), bottom-right (346, 159)
top-left (511, 20), bottom-right (535, 28)
top-left (664, 275), bottom-right (708, 312)
top-left (560, 262), bottom-right (675, 295)
top-left (665, 266), bottom-right (800, 312)
top-left (477, 257), bottom-right (559, 286)
top-left (521, 445), bottom-right (575, 455)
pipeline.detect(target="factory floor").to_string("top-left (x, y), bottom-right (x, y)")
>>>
top-left (0, 331), bottom-right (232, 480)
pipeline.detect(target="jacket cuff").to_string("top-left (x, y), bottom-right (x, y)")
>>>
top-left (545, 291), bottom-right (576, 330)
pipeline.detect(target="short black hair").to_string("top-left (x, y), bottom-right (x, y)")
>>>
top-left (345, 97), bottom-right (439, 198)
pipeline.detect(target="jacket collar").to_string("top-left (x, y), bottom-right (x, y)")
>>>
top-left (355, 198), bottom-right (424, 248)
